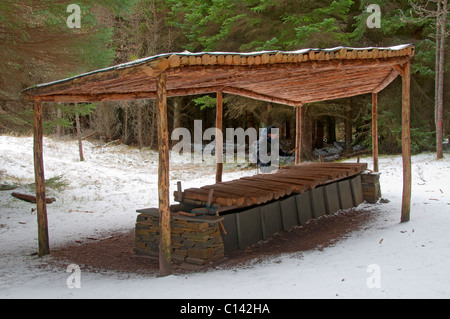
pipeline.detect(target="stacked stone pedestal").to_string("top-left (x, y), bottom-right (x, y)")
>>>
top-left (361, 172), bottom-right (382, 204)
top-left (134, 208), bottom-right (225, 266)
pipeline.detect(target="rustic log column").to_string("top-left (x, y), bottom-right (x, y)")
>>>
top-left (295, 104), bottom-right (302, 164)
top-left (156, 73), bottom-right (171, 275)
top-left (33, 100), bottom-right (50, 257)
top-left (75, 111), bottom-right (84, 162)
top-left (401, 62), bottom-right (412, 223)
top-left (216, 89), bottom-right (223, 183)
top-left (372, 93), bottom-right (379, 172)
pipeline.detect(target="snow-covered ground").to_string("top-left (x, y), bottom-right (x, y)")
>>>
top-left (0, 135), bottom-right (449, 299)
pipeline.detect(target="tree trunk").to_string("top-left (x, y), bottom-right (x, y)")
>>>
top-left (301, 106), bottom-right (313, 160)
top-left (137, 102), bottom-right (143, 149)
top-left (149, 101), bottom-right (157, 149)
top-left (173, 97), bottom-right (182, 130)
top-left (75, 112), bottom-right (84, 162)
top-left (56, 107), bottom-right (62, 136)
top-left (266, 103), bottom-right (273, 124)
top-left (435, 0), bottom-right (441, 130)
top-left (285, 119), bottom-right (291, 140)
top-left (123, 104), bottom-right (128, 145)
top-left (315, 119), bottom-right (324, 149)
top-left (436, 0), bottom-right (447, 160)
top-left (327, 116), bottom-right (336, 144)
top-left (246, 111), bottom-right (255, 129)
top-left (345, 99), bottom-right (352, 152)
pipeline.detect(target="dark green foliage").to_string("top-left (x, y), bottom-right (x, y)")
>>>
top-left (0, 0), bottom-right (135, 132)
top-left (1, 0), bottom-right (447, 156)
top-left (193, 96), bottom-right (217, 111)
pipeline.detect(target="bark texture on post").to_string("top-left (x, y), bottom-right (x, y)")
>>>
top-left (401, 62), bottom-right (412, 223)
top-left (372, 93), bottom-right (379, 173)
top-left (216, 89), bottom-right (223, 183)
top-left (436, 0), bottom-right (447, 160)
top-left (33, 100), bottom-right (50, 257)
top-left (75, 112), bottom-right (84, 162)
top-left (156, 73), bottom-right (172, 276)
top-left (137, 103), bottom-right (143, 149)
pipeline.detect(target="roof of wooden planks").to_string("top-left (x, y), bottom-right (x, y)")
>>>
top-left (22, 44), bottom-right (415, 106)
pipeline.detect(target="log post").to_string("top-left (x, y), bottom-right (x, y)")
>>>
top-left (401, 62), bottom-right (412, 223)
top-left (372, 93), bottom-right (379, 172)
top-left (137, 102), bottom-right (143, 149)
top-left (33, 100), bottom-right (50, 257)
top-left (75, 111), bottom-right (84, 162)
top-left (156, 72), bottom-right (171, 276)
top-left (216, 89), bottom-right (223, 183)
top-left (295, 104), bottom-right (302, 164)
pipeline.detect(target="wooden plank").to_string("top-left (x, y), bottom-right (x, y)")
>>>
top-left (218, 179), bottom-right (278, 197)
top-left (201, 184), bottom-right (264, 206)
top-left (301, 167), bottom-right (353, 176)
top-left (288, 165), bottom-right (353, 176)
top-left (293, 163), bottom-right (368, 175)
top-left (300, 162), bottom-right (368, 171)
top-left (231, 179), bottom-right (290, 199)
top-left (240, 175), bottom-right (300, 191)
top-left (244, 175), bottom-right (312, 193)
top-left (181, 188), bottom-right (241, 207)
top-left (33, 100), bottom-right (50, 257)
top-left (156, 72), bottom-right (171, 276)
top-left (277, 167), bottom-right (344, 180)
top-left (32, 66), bottom-right (390, 105)
top-left (275, 171), bottom-right (330, 184)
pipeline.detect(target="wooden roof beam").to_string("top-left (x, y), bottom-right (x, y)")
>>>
top-left (222, 86), bottom-right (303, 107)
top-left (372, 68), bottom-right (400, 93)
top-left (32, 86), bottom-right (224, 103)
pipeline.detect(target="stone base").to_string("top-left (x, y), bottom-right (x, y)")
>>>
top-left (361, 172), bottom-right (382, 204)
top-left (134, 209), bottom-right (225, 266)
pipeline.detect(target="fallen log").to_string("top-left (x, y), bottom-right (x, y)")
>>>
top-left (12, 192), bottom-right (55, 204)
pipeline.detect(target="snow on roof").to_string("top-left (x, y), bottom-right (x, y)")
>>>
top-left (24, 44), bottom-right (415, 93)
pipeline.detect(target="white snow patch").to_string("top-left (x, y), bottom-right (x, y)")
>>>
top-left (1, 136), bottom-right (449, 299)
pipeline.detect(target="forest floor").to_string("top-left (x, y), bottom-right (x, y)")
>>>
top-left (1, 135), bottom-right (450, 299)
top-left (48, 207), bottom-right (374, 275)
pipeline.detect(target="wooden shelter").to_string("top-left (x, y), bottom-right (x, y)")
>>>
top-left (22, 44), bottom-right (415, 275)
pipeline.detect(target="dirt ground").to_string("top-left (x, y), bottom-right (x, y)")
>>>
top-left (48, 208), bottom-right (377, 276)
